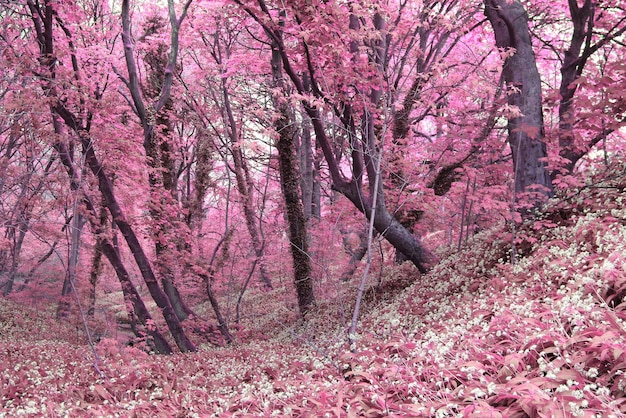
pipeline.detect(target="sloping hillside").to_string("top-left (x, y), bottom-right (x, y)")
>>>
top-left (1, 182), bottom-right (626, 417)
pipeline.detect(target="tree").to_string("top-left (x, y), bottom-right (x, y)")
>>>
top-left (236, 0), bottom-right (436, 273)
top-left (198, 13), bottom-right (274, 290)
top-left (269, 15), bottom-right (316, 315)
top-left (22, 0), bottom-right (196, 353)
top-left (117, 0), bottom-right (196, 322)
top-left (485, 0), bottom-right (554, 207)
top-left (555, 0), bottom-right (626, 174)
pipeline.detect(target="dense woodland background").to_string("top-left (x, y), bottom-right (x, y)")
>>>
top-left (1, 0), bottom-right (626, 415)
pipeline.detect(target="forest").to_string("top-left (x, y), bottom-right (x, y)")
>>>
top-left (1, 0), bottom-right (626, 415)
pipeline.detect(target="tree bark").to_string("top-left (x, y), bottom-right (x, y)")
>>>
top-left (271, 34), bottom-right (315, 316)
top-left (485, 0), bottom-right (554, 205)
top-left (120, 0), bottom-right (195, 322)
top-left (221, 80), bottom-right (273, 290)
top-left (87, 202), bottom-right (107, 317)
top-left (53, 138), bottom-right (173, 354)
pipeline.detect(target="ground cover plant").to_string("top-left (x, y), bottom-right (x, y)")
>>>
top-left (2, 178), bottom-right (626, 417)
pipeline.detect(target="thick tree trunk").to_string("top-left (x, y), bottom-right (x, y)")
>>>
top-left (142, 107), bottom-right (195, 322)
top-left (120, 0), bottom-right (196, 323)
top-left (142, 106), bottom-right (194, 323)
top-left (271, 39), bottom-right (315, 316)
top-left (485, 0), bottom-right (554, 205)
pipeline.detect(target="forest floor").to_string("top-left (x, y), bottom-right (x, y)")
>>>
top-left (2, 179), bottom-right (626, 417)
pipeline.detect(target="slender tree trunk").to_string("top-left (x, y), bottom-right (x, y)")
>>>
top-left (271, 36), bottom-right (315, 316)
top-left (298, 108), bottom-right (315, 220)
top-left (1, 224), bottom-right (27, 296)
top-left (485, 0), bottom-right (554, 206)
top-left (56, 211), bottom-right (85, 319)
top-left (87, 203), bottom-right (107, 317)
top-left (311, 158), bottom-right (322, 219)
top-left (221, 80), bottom-right (273, 290)
top-left (200, 272), bottom-right (233, 343)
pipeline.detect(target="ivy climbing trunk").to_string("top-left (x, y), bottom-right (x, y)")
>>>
top-left (25, 0), bottom-right (196, 352)
top-left (270, 36), bottom-right (315, 316)
top-left (120, 0), bottom-right (194, 322)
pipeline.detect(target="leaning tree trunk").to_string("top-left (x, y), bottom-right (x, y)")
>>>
top-left (271, 38), bottom-right (315, 316)
top-left (236, 0), bottom-right (434, 275)
top-left (78, 133), bottom-right (196, 353)
top-left (485, 0), bottom-right (554, 207)
top-left (53, 138), bottom-right (173, 354)
top-left (26, 0), bottom-right (195, 352)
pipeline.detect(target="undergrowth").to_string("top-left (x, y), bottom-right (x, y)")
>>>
top-left (2, 182), bottom-right (626, 417)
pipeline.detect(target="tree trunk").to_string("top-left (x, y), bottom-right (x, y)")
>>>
top-left (298, 107), bottom-right (315, 220)
top-left (1, 224), bottom-right (27, 296)
top-left (87, 203), bottom-right (108, 317)
top-left (271, 37), bottom-right (315, 316)
top-left (340, 227), bottom-right (370, 282)
top-left (53, 139), bottom-right (173, 353)
top-left (485, 0), bottom-right (554, 205)
top-left (57, 197), bottom-right (86, 319)
top-left (221, 80), bottom-right (273, 290)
